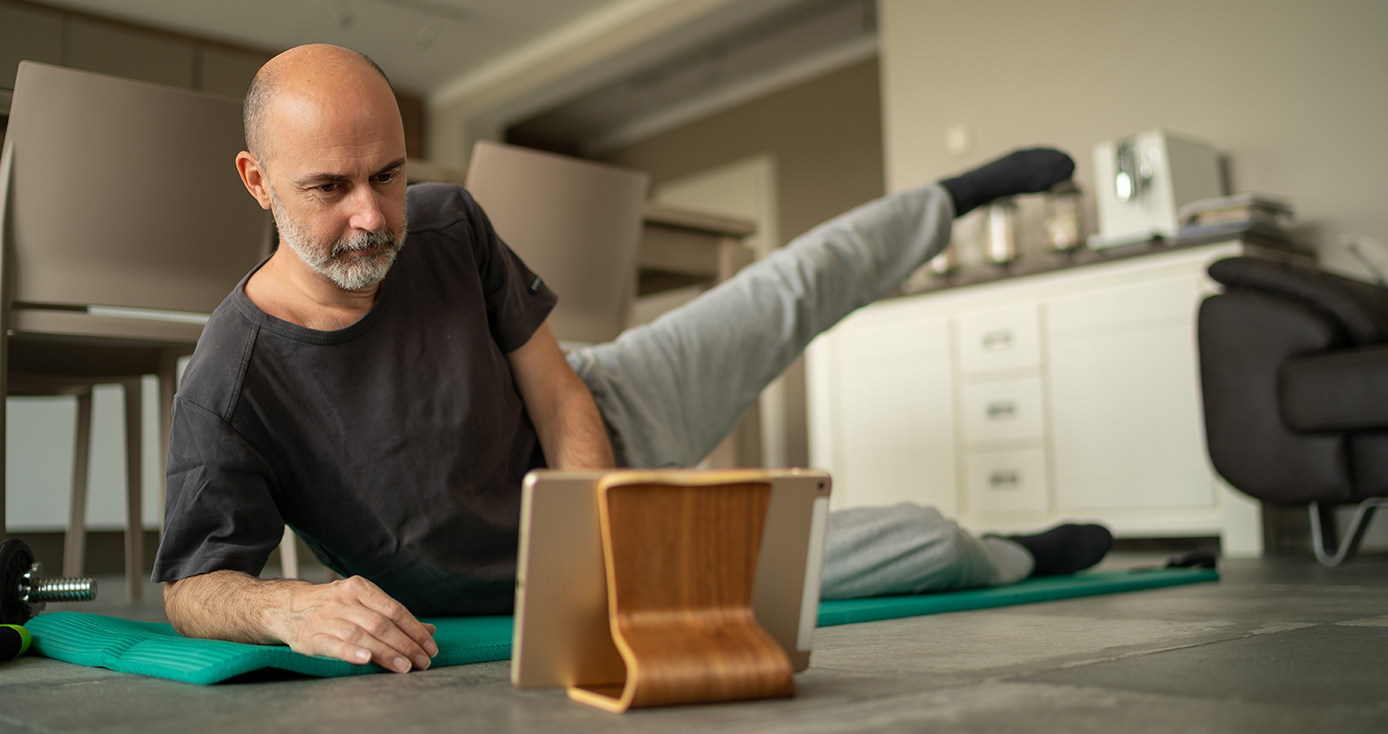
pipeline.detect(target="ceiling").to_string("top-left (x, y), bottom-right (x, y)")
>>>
top-left (37, 0), bottom-right (633, 94)
top-left (508, 0), bottom-right (875, 156)
top-left (34, 0), bottom-right (878, 156)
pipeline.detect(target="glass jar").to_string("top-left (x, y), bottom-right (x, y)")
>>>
top-left (1044, 181), bottom-right (1085, 251)
top-left (983, 198), bottom-right (1019, 264)
top-left (928, 241), bottom-right (959, 275)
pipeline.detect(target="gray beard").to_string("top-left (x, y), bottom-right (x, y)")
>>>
top-left (269, 189), bottom-right (407, 291)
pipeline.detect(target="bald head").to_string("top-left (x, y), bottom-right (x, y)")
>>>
top-left (244, 44), bottom-right (397, 164)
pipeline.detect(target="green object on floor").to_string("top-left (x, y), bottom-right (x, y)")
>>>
top-left (815, 567), bottom-right (1220, 627)
top-left (25, 613), bottom-right (513, 685)
top-left (2, 624), bottom-right (32, 661)
top-left (25, 568), bottom-right (1216, 684)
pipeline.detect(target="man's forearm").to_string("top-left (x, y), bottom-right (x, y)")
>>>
top-left (506, 321), bottom-right (616, 470)
top-left (164, 570), bottom-right (307, 644)
top-left (164, 570), bottom-right (438, 673)
top-left (537, 383), bottom-right (615, 470)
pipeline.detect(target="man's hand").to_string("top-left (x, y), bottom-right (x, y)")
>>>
top-left (165, 571), bottom-right (437, 673)
top-left (273, 576), bottom-right (438, 673)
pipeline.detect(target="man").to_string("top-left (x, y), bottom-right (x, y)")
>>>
top-left (155, 45), bottom-right (1110, 676)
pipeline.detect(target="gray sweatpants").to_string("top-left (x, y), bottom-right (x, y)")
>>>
top-left (567, 183), bottom-right (1032, 597)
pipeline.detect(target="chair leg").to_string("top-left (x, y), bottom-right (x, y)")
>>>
top-left (279, 526), bottom-right (300, 580)
top-left (1309, 499), bottom-right (1388, 566)
top-left (64, 388), bottom-right (94, 578)
top-left (156, 348), bottom-right (185, 544)
top-left (122, 379), bottom-right (144, 601)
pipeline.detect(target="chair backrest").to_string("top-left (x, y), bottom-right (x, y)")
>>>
top-left (465, 141), bottom-right (648, 347)
top-left (0, 61), bottom-right (271, 316)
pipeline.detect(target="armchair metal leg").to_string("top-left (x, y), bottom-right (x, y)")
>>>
top-left (1309, 499), bottom-right (1388, 566)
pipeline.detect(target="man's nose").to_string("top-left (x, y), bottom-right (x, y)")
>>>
top-left (347, 185), bottom-right (387, 232)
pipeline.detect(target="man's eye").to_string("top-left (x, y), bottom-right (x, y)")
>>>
top-left (316, 183), bottom-right (339, 193)
top-left (375, 172), bottom-right (397, 184)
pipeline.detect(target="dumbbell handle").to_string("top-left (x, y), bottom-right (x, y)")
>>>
top-left (24, 574), bottom-right (97, 603)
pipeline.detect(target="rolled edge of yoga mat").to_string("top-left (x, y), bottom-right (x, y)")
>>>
top-left (2, 624), bottom-right (32, 661)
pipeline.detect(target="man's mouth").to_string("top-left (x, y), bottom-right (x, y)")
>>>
top-left (345, 243), bottom-right (383, 257)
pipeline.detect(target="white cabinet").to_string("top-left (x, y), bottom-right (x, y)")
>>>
top-left (807, 241), bottom-right (1269, 555)
top-left (961, 376), bottom-right (1046, 444)
top-left (965, 448), bottom-right (1049, 514)
top-left (955, 303), bottom-right (1042, 374)
top-left (809, 299), bottom-right (958, 516)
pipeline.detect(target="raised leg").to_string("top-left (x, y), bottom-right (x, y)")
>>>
top-left (570, 184), bottom-right (955, 468)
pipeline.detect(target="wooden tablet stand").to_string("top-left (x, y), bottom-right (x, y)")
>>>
top-left (567, 471), bottom-right (796, 713)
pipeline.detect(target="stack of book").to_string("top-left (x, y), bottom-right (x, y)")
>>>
top-left (1176, 193), bottom-right (1295, 244)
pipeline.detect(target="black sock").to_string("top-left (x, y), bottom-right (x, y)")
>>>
top-left (938, 148), bottom-right (1076, 217)
top-left (1007, 523), bottom-right (1113, 577)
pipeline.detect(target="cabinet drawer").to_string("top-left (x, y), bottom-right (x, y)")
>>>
top-left (961, 376), bottom-right (1046, 443)
top-left (965, 448), bottom-right (1049, 513)
top-left (956, 302), bottom-right (1041, 375)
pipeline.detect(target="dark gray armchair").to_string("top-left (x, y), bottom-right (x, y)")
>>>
top-left (1198, 256), bottom-right (1388, 565)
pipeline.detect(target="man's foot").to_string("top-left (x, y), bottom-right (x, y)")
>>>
top-left (1007, 523), bottom-right (1112, 577)
top-left (939, 148), bottom-right (1075, 217)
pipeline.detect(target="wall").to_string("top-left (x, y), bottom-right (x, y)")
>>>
top-left (878, 0), bottom-right (1388, 277)
top-left (603, 57), bottom-right (885, 467)
top-left (1, 0), bottom-right (269, 98)
top-left (0, 0), bottom-right (427, 156)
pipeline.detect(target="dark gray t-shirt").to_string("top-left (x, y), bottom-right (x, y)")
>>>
top-left (152, 183), bottom-right (557, 615)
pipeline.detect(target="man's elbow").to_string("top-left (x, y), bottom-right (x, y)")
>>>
top-left (162, 579), bottom-right (193, 635)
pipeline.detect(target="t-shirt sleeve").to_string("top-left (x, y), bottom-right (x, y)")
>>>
top-left (151, 397), bottom-right (285, 583)
top-left (461, 191), bottom-right (559, 353)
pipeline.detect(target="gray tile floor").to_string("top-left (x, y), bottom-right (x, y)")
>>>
top-left (2, 552), bottom-right (1386, 733)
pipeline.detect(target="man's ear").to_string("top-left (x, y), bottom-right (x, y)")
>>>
top-left (236, 151), bottom-right (273, 211)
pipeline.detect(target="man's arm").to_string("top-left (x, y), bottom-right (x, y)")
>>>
top-left (164, 571), bottom-right (438, 673)
top-left (506, 321), bottom-right (615, 470)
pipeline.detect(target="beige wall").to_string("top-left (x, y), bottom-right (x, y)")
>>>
top-left (1, 1), bottom-right (428, 157)
top-left (0, 0), bottom-right (269, 97)
top-left (603, 58), bottom-right (885, 467)
top-left (880, 0), bottom-right (1388, 276)
top-left (604, 57), bottom-right (884, 251)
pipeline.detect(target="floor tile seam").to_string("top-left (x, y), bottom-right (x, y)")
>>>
top-left (1224, 582), bottom-right (1388, 593)
top-left (978, 678), bottom-right (1388, 717)
top-left (983, 622), bottom-right (1336, 682)
top-left (686, 681), bottom-right (1387, 734)
top-left (0, 710), bottom-right (62, 734)
top-left (0, 672), bottom-right (130, 692)
top-left (809, 620), bottom-right (1331, 682)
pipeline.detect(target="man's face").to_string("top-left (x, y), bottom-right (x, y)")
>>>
top-left (257, 78), bottom-right (409, 291)
top-left (268, 178), bottom-right (406, 291)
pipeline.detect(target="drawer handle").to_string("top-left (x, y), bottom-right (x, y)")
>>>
top-left (981, 330), bottom-right (1014, 351)
top-left (989, 470), bottom-right (1020, 488)
top-left (986, 401), bottom-right (1017, 420)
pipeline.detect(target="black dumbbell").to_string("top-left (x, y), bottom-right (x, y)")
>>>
top-left (1, 537), bottom-right (97, 625)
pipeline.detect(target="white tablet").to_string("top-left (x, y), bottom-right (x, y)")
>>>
top-left (511, 469), bottom-right (831, 689)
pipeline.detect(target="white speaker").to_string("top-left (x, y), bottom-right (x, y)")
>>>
top-left (1090, 129), bottom-right (1222, 248)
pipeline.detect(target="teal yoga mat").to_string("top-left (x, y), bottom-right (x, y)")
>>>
top-left (26, 568), bottom-right (1215, 684)
top-left (26, 613), bottom-right (513, 685)
top-left (815, 567), bottom-right (1219, 627)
